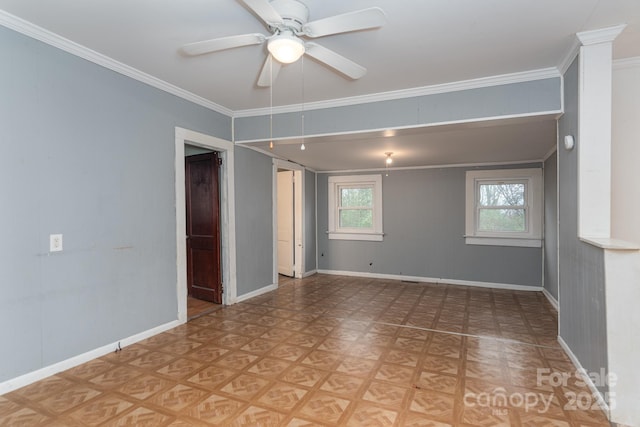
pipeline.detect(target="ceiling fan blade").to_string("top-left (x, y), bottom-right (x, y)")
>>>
top-left (302, 7), bottom-right (386, 38)
top-left (257, 55), bottom-right (282, 87)
top-left (180, 33), bottom-right (265, 56)
top-left (240, 0), bottom-right (284, 27)
top-left (305, 42), bottom-right (366, 80)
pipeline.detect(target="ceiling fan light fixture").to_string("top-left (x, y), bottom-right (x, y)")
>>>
top-left (268, 32), bottom-right (305, 64)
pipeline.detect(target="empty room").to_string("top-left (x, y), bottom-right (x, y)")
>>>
top-left (1, 1), bottom-right (639, 426)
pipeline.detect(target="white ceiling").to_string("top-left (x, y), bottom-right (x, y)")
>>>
top-left (1, 0), bottom-right (637, 170)
top-left (256, 115), bottom-right (559, 171)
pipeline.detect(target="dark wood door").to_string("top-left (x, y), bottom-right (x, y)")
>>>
top-left (185, 152), bottom-right (222, 304)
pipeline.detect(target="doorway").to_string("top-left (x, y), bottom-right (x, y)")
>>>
top-left (273, 159), bottom-right (304, 283)
top-left (175, 127), bottom-right (237, 324)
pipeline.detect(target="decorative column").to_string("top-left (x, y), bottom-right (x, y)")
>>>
top-left (575, 25), bottom-right (625, 238)
top-left (576, 25), bottom-right (640, 427)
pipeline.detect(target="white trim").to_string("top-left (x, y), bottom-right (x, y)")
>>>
top-left (542, 288), bottom-right (559, 310)
top-left (236, 284), bottom-right (278, 303)
top-left (318, 159), bottom-right (543, 175)
top-left (556, 120), bottom-right (561, 322)
top-left (558, 337), bottom-right (610, 418)
top-left (273, 159), bottom-right (306, 283)
top-left (464, 236), bottom-right (542, 248)
top-left (465, 168), bottom-right (543, 246)
top-left (0, 320), bottom-right (180, 395)
top-left (317, 270), bottom-right (542, 292)
top-left (579, 237), bottom-right (640, 250)
top-left (577, 40), bottom-right (617, 238)
top-left (327, 232), bottom-right (384, 242)
top-left (175, 127), bottom-right (237, 315)
top-left (303, 269), bottom-right (317, 278)
top-left (0, 10), bottom-right (232, 117)
top-left (558, 38), bottom-right (581, 76)
top-left (235, 111), bottom-right (563, 144)
top-left (315, 172), bottom-right (319, 271)
top-left (613, 56), bottom-right (640, 70)
top-left (577, 25), bottom-right (627, 46)
top-left (234, 68), bottom-right (560, 117)
top-left (327, 174), bottom-right (383, 241)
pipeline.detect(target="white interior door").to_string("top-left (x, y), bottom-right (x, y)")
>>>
top-left (294, 170), bottom-right (303, 278)
top-left (277, 171), bottom-right (295, 276)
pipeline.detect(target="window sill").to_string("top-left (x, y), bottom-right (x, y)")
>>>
top-left (328, 231), bottom-right (384, 242)
top-left (465, 236), bottom-right (541, 248)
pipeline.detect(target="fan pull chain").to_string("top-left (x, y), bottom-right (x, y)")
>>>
top-left (269, 56), bottom-right (274, 149)
top-left (301, 56), bottom-right (306, 151)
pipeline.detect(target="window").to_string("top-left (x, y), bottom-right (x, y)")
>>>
top-left (328, 175), bottom-right (383, 241)
top-left (465, 169), bottom-right (542, 247)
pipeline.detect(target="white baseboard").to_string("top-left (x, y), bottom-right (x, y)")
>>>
top-left (558, 336), bottom-right (610, 418)
top-left (0, 319), bottom-right (182, 395)
top-left (303, 269), bottom-right (317, 278)
top-left (316, 269), bottom-right (542, 292)
top-left (236, 283), bottom-right (278, 303)
top-left (542, 288), bottom-right (559, 310)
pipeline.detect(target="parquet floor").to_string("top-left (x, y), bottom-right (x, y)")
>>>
top-left (187, 296), bottom-right (221, 320)
top-left (0, 274), bottom-right (610, 426)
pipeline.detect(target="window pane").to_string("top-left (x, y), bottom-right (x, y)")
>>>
top-left (340, 187), bottom-right (373, 207)
top-left (478, 208), bottom-right (525, 232)
top-left (479, 183), bottom-right (524, 207)
top-left (340, 209), bottom-right (373, 229)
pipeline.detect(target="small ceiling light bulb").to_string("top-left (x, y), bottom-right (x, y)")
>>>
top-left (269, 140), bottom-right (274, 149)
top-left (301, 142), bottom-right (306, 151)
top-left (385, 152), bottom-right (393, 164)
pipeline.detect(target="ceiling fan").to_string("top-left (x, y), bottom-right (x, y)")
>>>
top-left (180, 0), bottom-right (386, 87)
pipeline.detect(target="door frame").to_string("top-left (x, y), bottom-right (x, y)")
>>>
top-left (273, 159), bottom-right (305, 283)
top-left (175, 127), bottom-right (237, 323)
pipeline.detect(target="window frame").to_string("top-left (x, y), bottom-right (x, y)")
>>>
top-left (328, 174), bottom-right (383, 241)
top-left (465, 169), bottom-right (542, 247)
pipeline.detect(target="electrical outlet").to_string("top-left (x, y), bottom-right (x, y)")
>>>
top-left (50, 234), bottom-right (63, 252)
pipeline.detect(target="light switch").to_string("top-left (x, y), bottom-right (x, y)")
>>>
top-left (50, 234), bottom-right (63, 252)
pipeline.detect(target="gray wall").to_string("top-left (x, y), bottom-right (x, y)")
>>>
top-left (304, 169), bottom-right (317, 273)
top-left (0, 25), bottom-right (232, 381)
top-left (318, 166), bottom-right (542, 286)
top-left (234, 146), bottom-right (274, 296)
top-left (557, 57), bottom-right (608, 393)
top-left (235, 78), bottom-right (562, 142)
top-left (544, 151), bottom-right (559, 300)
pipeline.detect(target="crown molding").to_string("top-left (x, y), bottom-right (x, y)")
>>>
top-left (576, 24), bottom-right (627, 46)
top-left (613, 56), bottom-right (640, 70)
top-left (557, 37), bottom-right (581, 76)
top-left (234, 67), bottom-right (561, 118)
top-left (0, 10), bottom-right (233, 117)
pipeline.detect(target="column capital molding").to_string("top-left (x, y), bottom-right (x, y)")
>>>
top-left (577, 24), bottom-right (627, 46)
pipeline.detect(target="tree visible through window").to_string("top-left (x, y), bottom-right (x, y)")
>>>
top-left (465, 169), bottom-right (542, 247)
top-left (477, 182), bottom-right (526, 232)
top-left (339, 186), bottom-right (373, 229)
top-left (328, 175), bottom-right (384, 241)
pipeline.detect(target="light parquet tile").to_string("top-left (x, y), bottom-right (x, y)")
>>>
top-left (0, 274), bottom-right (609, 427)
top-left (103, 406), bottom-right (174, 426)
top-left (67, 394), bottom-right (134, 426)
top-left (296, 391), bottom-right (351, 425)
